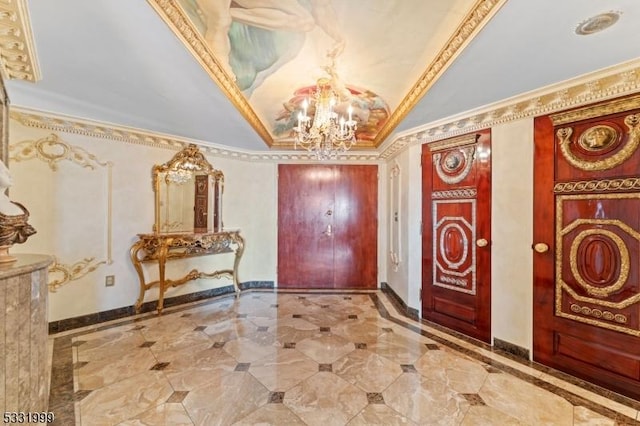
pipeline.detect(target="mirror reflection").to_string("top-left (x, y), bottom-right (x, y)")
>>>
top-left (153, 144), bottom-right (223, 234)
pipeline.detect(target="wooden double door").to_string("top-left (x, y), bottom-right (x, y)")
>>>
top-left (278, 164), bottom-right (377, 288)
top-left (422, 130), bottom-right (492, 343)
top-left (534, 95), bottom-right (640, 400)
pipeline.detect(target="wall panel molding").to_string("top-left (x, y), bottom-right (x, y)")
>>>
top-left (9, 133), bottom-right (113, 291)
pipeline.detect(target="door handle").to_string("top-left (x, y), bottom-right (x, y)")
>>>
top-left (476, 238), bottom-right (489, 247)
top-left (532, 242), bottom-right (549, 253)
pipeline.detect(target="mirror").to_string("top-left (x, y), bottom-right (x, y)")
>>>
top-left (153, 144), bottom-right (223, 234)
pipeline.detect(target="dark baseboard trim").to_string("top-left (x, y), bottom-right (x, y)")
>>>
top-left (380, 282), bottom-right (419, 321)
top-left (493, 337), bottom-right (530, 361)
top-left (48, 281), bottom-right (274, 334)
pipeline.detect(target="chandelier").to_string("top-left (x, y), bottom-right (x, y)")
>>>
top-left (294, 78), bottom-right (357, 160)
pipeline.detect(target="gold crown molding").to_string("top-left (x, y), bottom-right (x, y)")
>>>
top-left (550, 93), bottom-right (640, 125)
top-left (0, 0), bottom-right (41, 81)
top-left (373, 0), bottom-right (507, 148)
top-left (10, 107), bottom-right (382, 163)
top-left (381, 61), bottom-right (640, 160)
top-left (9, 132), bottom-right (113, 290)
top-left (146, 0), bottom-right (272, 147)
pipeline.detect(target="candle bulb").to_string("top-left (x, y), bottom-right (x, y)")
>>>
top-left (348, 105), bottom-right (353, 123)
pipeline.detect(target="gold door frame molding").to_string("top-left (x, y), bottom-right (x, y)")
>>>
top-left (389, 161), bottom-right (401, 271)
top-left (9, 133), bottom-right (113, 291)
top-left (0, 0), bottom-right (41, 81)
top-left (555, 193), bottom-right (640, 336)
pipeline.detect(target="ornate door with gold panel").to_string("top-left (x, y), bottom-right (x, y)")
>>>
top-left (533, 94), bottom-right (640, 400)
top-left (194, 174), bottom-right (208, 233)
top-left (422, 130), bottom-right (492, 343)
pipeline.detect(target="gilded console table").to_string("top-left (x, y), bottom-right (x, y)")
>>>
top-left (129, 230), bottom-right (244, 313)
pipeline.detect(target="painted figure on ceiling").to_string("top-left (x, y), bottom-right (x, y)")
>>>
top-left (193, 0), bottom-right (345, 96)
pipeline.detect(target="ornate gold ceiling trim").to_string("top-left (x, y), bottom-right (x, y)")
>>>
top-left (380, 60), bottom-right (640, 160)
top-left (0, 0), bottom-right (41, 81)
top-left (10, 108), bottom-right (381, 163)
top-left (550, 93), bottom-right (640, 125)
top-left (373, 0), bottom-right (507, 148)
top-left (146, 0), bottom-right (273, 147)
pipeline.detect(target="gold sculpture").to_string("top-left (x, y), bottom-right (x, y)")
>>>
top-left (0, 160), bottom-right (36, 262)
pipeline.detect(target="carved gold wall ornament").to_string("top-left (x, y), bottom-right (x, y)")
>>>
top-left (578, 125), bottom-right (617, 151)
top-left (556, 194), bottom-right (640, 336)
top-left (432, 189), bottom-right (477, 199)
top-left (48, 257), bottom-right (107, 292)
top-left (10, 133), bottom-right (111, 171)
top-left (433, 146), bottom-right (475, 184)
top-left (554, 177), bottom-right (640, 193)
top-left (569, 303), bottom-right (627, 324)
top-left (9, 133), bottom-right (113, 290)
top-left (428, 134), bottom-right (478, 152)
top-left (433, 199), bottom-right (476, 295)
top-left (568, 228), bottom-right (630, 298)
top-left (0, 0), bottom-right (41, 81)
top-left (550, 93), bottom-right (640, 126)
top-left (557, 113), bottom-right (640, 171)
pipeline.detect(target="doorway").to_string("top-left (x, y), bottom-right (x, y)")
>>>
top-left (277, 164), bottom-right (378, 288)
top-left (422, 130), bottom-right (492, 343)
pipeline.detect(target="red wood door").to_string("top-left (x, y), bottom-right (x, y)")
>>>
top-left (278, 164), bottom-right (377, 288)
top-left (422, 130), bottom-right (492, 343)
top-left (534, 96), bottom-right (640, 400)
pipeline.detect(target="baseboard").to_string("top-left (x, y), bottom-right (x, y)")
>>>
top-left (493, 337), bottom-right (530, 360)
top-left (380, 282), bottom-right (419, 321)
top-left (48, 281), bottom-right (274, 334)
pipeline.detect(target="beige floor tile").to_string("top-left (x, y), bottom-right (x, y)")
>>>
top-left (182, 371), bottom-right (270, 426)
top-left (414, 349), bottom-right (488, 393)
top-left (78, 371), bottom-right (174, 426)
top-left (249, 348), bottom-right (318, 391)
top-left (232, 403), bottom-right (306, 425)
top-left (479, 373), bottom-right (574, 426)
top-left (573, 406), bottom-right (616, 426)
top-left (118, 403), bottom-right (194, 425)
top-left (460, 406), bottom-right (525, 425)
top-left (347, 404), bottom-right (417, 425)
top-left (76, 348), bottom-right (157, 390)
top-left (296, 333), bottom-right (356, 364)
top-left (284, 372), bottom-right (368, 426)
top-left (223, 337), bottom-right (278, 363)
top-left (333, 349), bottom-right (403, 392)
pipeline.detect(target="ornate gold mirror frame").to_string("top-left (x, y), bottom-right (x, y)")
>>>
top-left (153, 143), bottom-right (224, 234)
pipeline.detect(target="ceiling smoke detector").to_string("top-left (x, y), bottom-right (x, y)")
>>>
top-left (575, 11), bottom-right (622, 35)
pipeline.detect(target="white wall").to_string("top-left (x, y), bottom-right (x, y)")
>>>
top-left (490, 118), bottom-right (534, 351)
top-left (8, 120), bottom-right (277, 321)
top-left (384, 143), bottom-right (422, 311)
top-left (386, 118), bottom-right (535, 352)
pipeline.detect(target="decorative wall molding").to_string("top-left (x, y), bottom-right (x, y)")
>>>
top-left (373, 0), bottom-right (507, 147)
top-left (10, 61), bottom-right (640, 165)
top-left (0, 0), bottom-right (41, 81)
top-left (9, 108), bottom-right (381, 163)
top-left (380, 60), bottom-right (640, 160)
top-left (9, 133), bottom-right (113, 291)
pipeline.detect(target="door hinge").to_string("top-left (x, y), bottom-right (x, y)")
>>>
top-left (419, 221), bottom-right (423, 235)
top-left (419, 289), bottom-right (422, 300)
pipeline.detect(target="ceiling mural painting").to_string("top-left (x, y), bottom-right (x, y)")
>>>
top-left (150, 0), bottom-right (502, 149)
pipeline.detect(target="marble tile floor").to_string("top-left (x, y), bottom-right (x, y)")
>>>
top-left (47, 290), bottom-right (640, 426)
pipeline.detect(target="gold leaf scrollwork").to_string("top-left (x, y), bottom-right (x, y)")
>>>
top-left (433, 146), bottom-right (475, 184)
top-left (48, 257), bottom-right (107, 292)
top-left (569, 229), bottom-right (630, 298)
top-left (557, 113), bottom-right (640, 171)
top-left (10, 133), bottom-right (111, 171)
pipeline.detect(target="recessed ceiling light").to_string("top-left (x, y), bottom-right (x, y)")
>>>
top-left (575, 11), bottom-right (622, 35)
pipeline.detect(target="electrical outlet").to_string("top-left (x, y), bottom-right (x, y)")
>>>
top-left (105, 275), bottom-right (115, 287)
